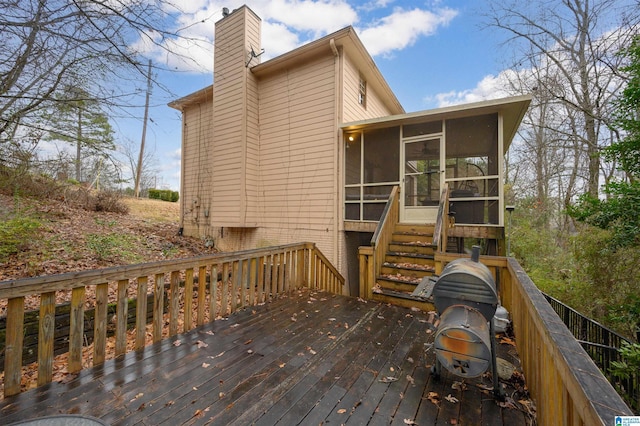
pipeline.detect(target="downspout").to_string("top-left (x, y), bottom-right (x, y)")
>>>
top-left (330, 38), bottom-right (342, 292)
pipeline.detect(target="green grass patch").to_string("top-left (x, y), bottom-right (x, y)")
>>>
top-left (86, 233), bottom-right (142, 263)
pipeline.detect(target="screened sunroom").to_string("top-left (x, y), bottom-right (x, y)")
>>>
top-left (342, 95), bottom-right (531, 230)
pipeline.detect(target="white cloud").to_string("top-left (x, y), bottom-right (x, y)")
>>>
top-left (260, 0), bottom-right (358, 36)
top-left (357, 7), bottom-right (458, 56)
top-left (131, 1), bottom-right (459, 74)
top-left (429, 70), bottom-right (527, 108)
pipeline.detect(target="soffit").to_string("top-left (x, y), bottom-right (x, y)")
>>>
top-left (341, 95), bottom-right (532, 152)
top-left (168, 85), bottom-right (213, 111)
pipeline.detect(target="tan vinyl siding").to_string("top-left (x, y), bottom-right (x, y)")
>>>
top-left (211, 7), bottom-right (261, 226)
top-left (180, 98), bottom-right (213, 237)
top-left (342, 55), bottom-right (393, 122)
top-left (257, 53), bottom-right (338, 258)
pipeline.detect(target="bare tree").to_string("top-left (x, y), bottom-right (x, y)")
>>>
top-left (486, 0), bottom-right (640, 198)
top-left (119, 137), bottom-right (159, 196)
top-left (0, 0), bottom-right (196, 152)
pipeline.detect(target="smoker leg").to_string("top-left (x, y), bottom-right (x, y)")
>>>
top-left (490, 320), bottom-right (505, 401)
top-left (431, 357), bottom-right (442, 381)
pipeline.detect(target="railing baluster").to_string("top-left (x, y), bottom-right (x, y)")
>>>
top-left (249, 258), bottom-right (257, 305)
top-left (210, 265), bottom-right (218, 320)
top-left (5, 296), bottom-right (25, 396)
top-left (197, 267), bottom-right (206, 326)
top-left (115, 279), bottom-right (128, 356)
top-left (231, 261), bottom-right (240, 312)
top-left (153, 273), bottom-right (165, 342)
top-left (184, 268), bottom-right (194, 332)
top-left (37, 292), bottom-right (55, 386)
top-left (135, 277), bottom-right (148, 349)
top-left (169, 271), bottom-right (180, 336)
top-left (94, 282), bottom-right (109, 365)
top-left (69, 287), bottom-right (85, 374)
top-left (221, 263), bottom-right (229, 316)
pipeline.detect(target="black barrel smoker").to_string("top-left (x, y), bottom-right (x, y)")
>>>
top-left (429, 246), bottom-right (504, 399)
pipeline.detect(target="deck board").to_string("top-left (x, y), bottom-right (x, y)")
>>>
top-left (0, 290), bottom-right (534, 425)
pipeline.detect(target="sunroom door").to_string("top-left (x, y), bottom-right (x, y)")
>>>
top-left (401, 137), bottom-right (443, 223)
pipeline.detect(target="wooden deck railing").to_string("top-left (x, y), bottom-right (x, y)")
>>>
top-left (434, 253), bottom-right (633, 425)
top-left (432, 183), bottom-right (450, 252)
top-left (0, 242), bottom-right (344, 398)
top-left (358, 185), bottom-right (400, 299)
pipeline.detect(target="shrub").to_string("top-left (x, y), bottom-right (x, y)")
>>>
top-left (0, 214), bottom-right (41, 261)
top-left (148, 189), bottom-right (179, 202)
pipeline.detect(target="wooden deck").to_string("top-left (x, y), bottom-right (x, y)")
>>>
top-left (0, 290), bottom-right (533, 425)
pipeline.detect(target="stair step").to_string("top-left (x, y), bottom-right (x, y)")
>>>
top-left (385, 252), bottom-right (435, 267)
top-left (388, 242), bottom-right (436, 255)
top-left (392, 233), bottom-right (435, 244)
top-left (395, 223), bottom-right (435, 234)
top-left (370, 288), bottom-right (436, 312)
top-left (381, 262), bottom-right (435, 279)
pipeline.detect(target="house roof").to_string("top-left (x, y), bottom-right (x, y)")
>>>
top-left (168, 26), bottom-right (404, 115)
top-left (168, 85), bottom-right (213, 112)
top-left (340, 94), bottom-right (532, 152)
top-left (251, 26), bottom-right (404, 115)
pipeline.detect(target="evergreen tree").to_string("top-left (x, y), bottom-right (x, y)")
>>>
top-left (46, 86), bottom-right (115, 182)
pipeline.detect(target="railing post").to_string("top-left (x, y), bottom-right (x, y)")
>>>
top-left (5, 296), bottom-right (25, 396)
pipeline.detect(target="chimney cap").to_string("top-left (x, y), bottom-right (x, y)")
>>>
top-left (222, 7), bottom-right (229, 17)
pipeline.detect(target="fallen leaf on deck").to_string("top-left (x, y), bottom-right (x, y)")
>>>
top-left (407, 357), bottom-right (414, 364)
top-left (205, 331), bottom-right (215, 335)
top-left (173, 340), bottom-right (182, 346)
top-left (403, 419), bottom-right (417, 425)
top-left (497, 397), bottom-right (518, 409)
top-left (445, 394), bottom-right (459, 403)
top-left (451, 381), bottom-right (467, 391)
top-left (406, 375), bottom-right (415, 385)
top-left (193, 409), bottom-right (204, 418)
top-left (427, 391), bottom-right (440, 406)
top-left (219, 392), bottom-right (225, 398)
top-left (202, 362), bottom-right (210, 368)
top-left (244, 339), bottom-right (253, 345)
top-left (195, 340), bottom-right (208, 348)
top-left (500, 336), bottom-right (517, 346)
top-left (279, 363), bottom-right (286, 368)
top-left (378, 376), bottom-right (398, 383)
top-left (337, 409), bottom-right (347, 414)
top-left (130, 392), bottom-right (144, 402)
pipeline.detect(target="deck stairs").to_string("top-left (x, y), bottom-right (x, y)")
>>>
top-left (371, 223), bottom-right (437, 310)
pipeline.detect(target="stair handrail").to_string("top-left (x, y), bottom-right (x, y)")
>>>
top-left (368, 186), bottom-right (400, 296)
top-left (432, 183), bottom-right (450, 252)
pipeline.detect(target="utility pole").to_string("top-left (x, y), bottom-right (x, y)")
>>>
top-left (134, 60), bottom-right (152, 198)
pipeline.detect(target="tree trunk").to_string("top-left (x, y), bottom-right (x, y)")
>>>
top-left (76, 107), bottom-right (82, 182)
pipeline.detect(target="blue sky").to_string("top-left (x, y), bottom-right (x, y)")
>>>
top-left (129, 0), bottom-right (514, 191)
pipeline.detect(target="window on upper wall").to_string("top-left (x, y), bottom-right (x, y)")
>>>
top-left (358, 75), bottom-right (367, 108)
